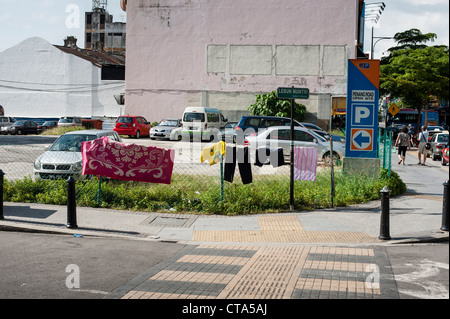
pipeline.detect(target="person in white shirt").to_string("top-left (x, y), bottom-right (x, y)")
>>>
top-left (417, 126), bottom-right (429, 165)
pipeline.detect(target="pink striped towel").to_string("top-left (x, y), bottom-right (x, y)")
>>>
top-left (294, 147), bottom-right (318, 181)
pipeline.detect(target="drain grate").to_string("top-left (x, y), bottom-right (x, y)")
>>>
top-left (149, 217), bottom-right (189, 227)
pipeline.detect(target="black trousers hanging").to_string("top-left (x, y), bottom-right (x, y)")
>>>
top-left (224, 146), bottom-right (252, 184)
top-left (254, 147), bottom-right (286, 167)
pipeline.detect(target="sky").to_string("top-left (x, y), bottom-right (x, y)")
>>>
top-left (0, 0), bottom-right (448, 57)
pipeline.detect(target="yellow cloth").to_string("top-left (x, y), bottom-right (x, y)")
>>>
top-left (200, 141), bottom-right (226, 166)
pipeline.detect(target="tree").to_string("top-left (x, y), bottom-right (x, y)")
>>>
top-left (248, 91), bottom-right (306, 122)
top-left (381, 46), bottom-right (449, 128)
top-left (381, 29), bottom-right (437, 65)
top-left (380, 29), bottom-right (449, 129)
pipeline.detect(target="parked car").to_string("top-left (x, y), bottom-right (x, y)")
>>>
top-left (150, 118), bottom-right (182, 140)
top-left (0, 116), bottom-right (16, 134)
top-left (441, 144), bottom-right (449, 166)
top-left (219, 122), bottom-right (238, 142)
top-left (244, 126), bottom-right (345, 164)
top-left (113, 115), bottom-right (151, 138)
top-left (428, 131), bottom-right (449, 161)
top-left (427, 126), bottom-right (445, 142)
top-left (58, 116), bottom-right (82, 127)
top-left (33, 130), bottom-right (122, 181)
top-left (37, 121), bottom-right (58, 133)
top-left (4, 120), bottom-right (39, 135)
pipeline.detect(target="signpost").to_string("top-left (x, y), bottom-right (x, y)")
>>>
top-left (343, 59), bottom-right (381, 178)
top-left (277, 87), bottom-right (310, 211)
top-left (345, 60), bottom-right (380, 159)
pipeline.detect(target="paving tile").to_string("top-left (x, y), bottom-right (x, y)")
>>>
top-left (106, 244), bottom-right (398, 300)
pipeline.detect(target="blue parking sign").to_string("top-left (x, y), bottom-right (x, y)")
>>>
top-left (345, 60), bottom-right (380, 159)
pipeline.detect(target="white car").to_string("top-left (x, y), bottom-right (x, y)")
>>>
top-left (244, 126), bottom-right (344, 163)
top-left (150, 118), bottom-right (182, 140)
top-left (33, 130), bottom-right (121, 180)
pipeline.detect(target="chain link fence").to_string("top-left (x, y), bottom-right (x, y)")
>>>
top-left (378, 127), bottom-right (393, 176)
top-left (1, 135), bottom-right (343, 214)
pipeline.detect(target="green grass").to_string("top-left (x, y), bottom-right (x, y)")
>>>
top-left (40, 126), bottom-right (90, 136)
top-left (3, 169), bottom-right (406, 215)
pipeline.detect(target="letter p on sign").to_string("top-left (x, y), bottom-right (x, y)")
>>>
top-left (355, 106), bottom-right (370, 123)
top-left (351, 104), bottom-right (375, 127)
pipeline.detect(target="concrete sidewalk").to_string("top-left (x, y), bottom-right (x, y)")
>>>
top-left (0, 149), bottom-right (448, 245)
top-left (0, 191), bottom-right (447, 245)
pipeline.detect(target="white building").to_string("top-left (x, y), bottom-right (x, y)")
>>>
top-left (0, 37), bottom-right (125, 120)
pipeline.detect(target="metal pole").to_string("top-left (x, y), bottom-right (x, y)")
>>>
top-left (330, 137), bottom-right (335, 207)
top-left (220, 154), bottom-right (224, 203)
top-left (0, 170), bottom-right (4, 220)
top-left (441, 180), bottom-right (449, 231)
top-left (290, 94), bottom-right (295, 211)
top-left (97, 175), bottom-right (103, 205)
top-left (67, 177), bottom-right (78, 229)
top-left (379, 186), bottom-right (391, 240)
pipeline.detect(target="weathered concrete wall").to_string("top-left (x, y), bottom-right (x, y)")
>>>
top-left (125, 0), bottom-right (359, 124)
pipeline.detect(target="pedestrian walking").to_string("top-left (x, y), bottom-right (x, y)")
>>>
top-left (395, 126), bottom-right (411, 165)
top-left (417, 126), bottom-right (429, 165)
top-left (408, 124), bottom-right (415, 146)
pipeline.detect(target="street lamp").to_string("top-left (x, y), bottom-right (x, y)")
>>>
top-left (365, 2), bottom-right (392, 59)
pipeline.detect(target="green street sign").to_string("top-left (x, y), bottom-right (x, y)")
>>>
top-left (277, 87), bottom-right (310, 99)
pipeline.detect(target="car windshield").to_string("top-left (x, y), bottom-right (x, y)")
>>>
top-left (117, 117), bottom-right (133, 123)
top-left (50, 134), bottom-right (98, 152)
top-left (14, 121), bottom-right (25, 125)
top-left (159, 120), bottom-right (178, 126)
top-left (438, 135), bottom-right (449, 143)
top-left (59, 119), bottom-right (73, 123)
top-left (183, 113), bottom-right (205, 122)
top-left (43, 121), bottom-right (56, 126)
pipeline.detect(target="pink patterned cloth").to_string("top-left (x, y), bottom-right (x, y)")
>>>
top-left (294, 147), bottom-right (318, 181)
top-left (82, 136), bottom-right (175, 184)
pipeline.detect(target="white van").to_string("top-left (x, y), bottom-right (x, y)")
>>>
top-left (181, 107), bottom-right (227, 141)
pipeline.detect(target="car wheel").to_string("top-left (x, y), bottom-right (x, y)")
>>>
top-left (432, 151), bottom-right (437, 161)
top-left (323, 152), bottom-right (340, 166)
top-left (17, 129), bottom-right (23, 135)
top-left (135, 130), bottom-right (140, 139)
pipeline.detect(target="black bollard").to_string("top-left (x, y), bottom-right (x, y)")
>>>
top-left (379, 186), bottom-right (391, 240)
top-left (441, 180), bottom-right (449, 231)
top-left (66, 177), bottom-right (78, 229)
top-left (0, 170), bottom-right (4, 220)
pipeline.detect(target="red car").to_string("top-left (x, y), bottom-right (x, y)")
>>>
top-left (113, 115), bottom-right (151, 138)
top-left (442, 145), bottom-right (449, 166)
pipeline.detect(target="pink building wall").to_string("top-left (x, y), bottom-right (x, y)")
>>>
top-left (124, 0), bottom-right (361, 124)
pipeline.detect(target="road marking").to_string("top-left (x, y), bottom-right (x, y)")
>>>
top-left (394, 259), bottom-right (449, 299)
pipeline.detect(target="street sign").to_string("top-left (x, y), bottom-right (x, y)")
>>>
top-left (388, 103), bottom-right (400, 117)
top-left (277, 87), bottom-right (310, 99)
top-left (345, 59), bottom-right (380, 159)
top-left (350, 128), bottom-right (374, 151)
top-left (276, 87), bottom-right (310, 211)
